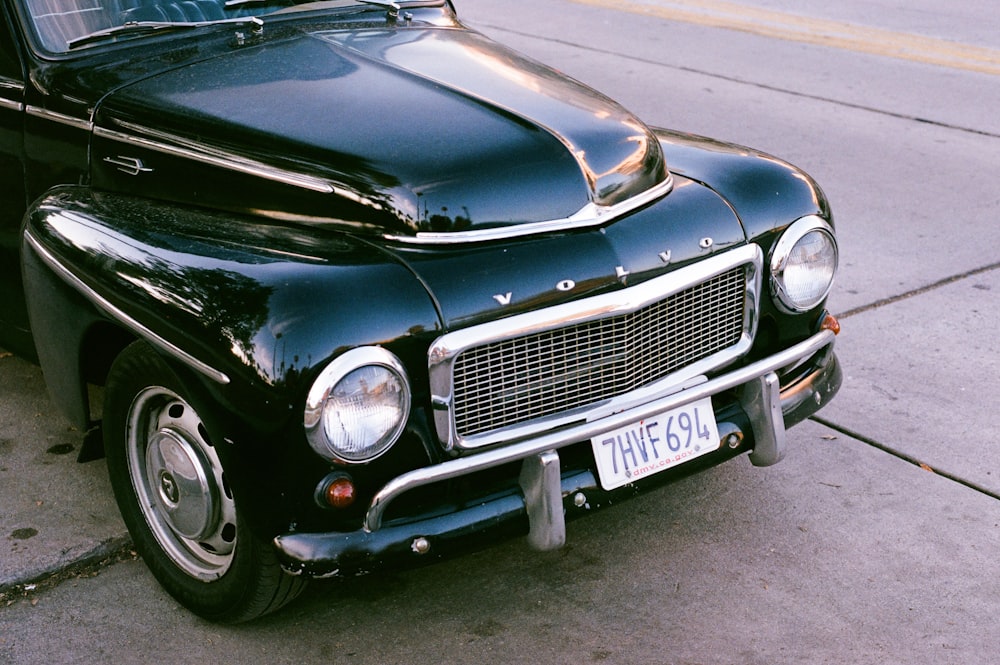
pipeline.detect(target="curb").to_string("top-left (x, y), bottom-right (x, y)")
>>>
top-left (0, 536), bottom-right (133, 594)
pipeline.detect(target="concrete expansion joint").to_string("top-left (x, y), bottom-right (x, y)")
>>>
top-left (836, 261), bottom-right (1000, 320)
top-left (811, 416), bottom-right (1000, 503)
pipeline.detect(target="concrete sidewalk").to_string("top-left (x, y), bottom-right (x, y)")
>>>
top-left (0, 348), bottom-right (129, 591)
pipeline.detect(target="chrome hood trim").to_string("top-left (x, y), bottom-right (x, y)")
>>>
top-left (384, 175), bottom-right (674, 244)
top-left (94, 124), bottom-right (339, 195)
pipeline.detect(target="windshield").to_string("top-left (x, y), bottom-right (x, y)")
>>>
top-left (20, 0), bottom-right (402, 53)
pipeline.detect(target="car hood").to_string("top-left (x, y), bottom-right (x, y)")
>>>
top-left (91, 19), bottom-right (669, 238)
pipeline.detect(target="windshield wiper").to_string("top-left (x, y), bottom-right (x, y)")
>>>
top-left (67, 16), bottom-right (263, 50)
top-left (355, 0), bottom-right (446, 18)
top-left (223, 0), bottom-right (290, 9)
top-left (358, 0), bottom-right (400, 15)
top-left (352, 0), bottom-right (448, 21)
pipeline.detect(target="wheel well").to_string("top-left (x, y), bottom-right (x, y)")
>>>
top-left (81, 322), bottom-right (137, 388)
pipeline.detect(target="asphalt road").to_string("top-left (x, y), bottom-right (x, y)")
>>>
top-left (3, 0), bottom-right (1000, 663)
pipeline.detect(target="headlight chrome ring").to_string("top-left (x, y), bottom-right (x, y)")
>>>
top-left (304, 347), bottom-right (411, 464)
top-left (769, 215), bottom-right (838, 314)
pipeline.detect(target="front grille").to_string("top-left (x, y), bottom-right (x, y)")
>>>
top-left (451, 264), bottom-right (750, 439)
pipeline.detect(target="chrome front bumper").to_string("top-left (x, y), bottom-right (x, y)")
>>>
top-left (274, 330), bottom-right (840, 576)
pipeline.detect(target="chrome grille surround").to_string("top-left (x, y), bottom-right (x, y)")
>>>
top-left (428, 244), bottom-right (763, 451)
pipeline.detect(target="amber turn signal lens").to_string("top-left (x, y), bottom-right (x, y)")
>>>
top-left (821, 313), bottom-right (841, 336)
top-left (323, 476), bottom-right (356, 509)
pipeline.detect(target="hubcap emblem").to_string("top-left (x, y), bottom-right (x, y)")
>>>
top-left (160, 471), bottom-right (179, 504)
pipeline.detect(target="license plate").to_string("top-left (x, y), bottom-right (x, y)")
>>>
top-left (591, 397), bottom-right (721, 490)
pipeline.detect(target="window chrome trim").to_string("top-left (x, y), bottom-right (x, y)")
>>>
top-left (23, 224), bottom-right (231, 385)
top-left (0, 81), bottom-right (24, 112)
top-left (384, 175), bottom-right (674, 245)
top-left (428, 243), bottom-right (763, 451)
top-left (0, 97), bottom-right (23, 112)
top-left (26, 105), bottom-right (93, 130)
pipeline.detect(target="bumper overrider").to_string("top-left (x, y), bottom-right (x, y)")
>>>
top-left (274, 329), bottom-right (841, 577)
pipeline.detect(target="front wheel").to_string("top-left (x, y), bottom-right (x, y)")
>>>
top-left (104, 341), bottom-right (305, 622)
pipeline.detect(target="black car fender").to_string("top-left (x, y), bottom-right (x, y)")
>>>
top-left (656, 129), bottom-right (834, 240)
top-left (21, 186), bottom-right (443, 437)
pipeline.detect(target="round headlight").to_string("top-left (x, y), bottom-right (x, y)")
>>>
top-left (770, 216), bottom-right (838, 313)
top-left (304, 347), bottom-right (411, 463)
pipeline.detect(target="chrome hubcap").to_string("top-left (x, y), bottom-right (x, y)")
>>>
top-left (126, 387), bottom-right (237, 580)
top-left (147, 428), bottom-right (217, 541)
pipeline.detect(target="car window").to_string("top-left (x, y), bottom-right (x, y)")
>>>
top-left (23, 0), bottom-right (118, 52)
top-left (19, 0), bottom-right (410, 54)
top-left (22, 0), bottom-right (291, 52)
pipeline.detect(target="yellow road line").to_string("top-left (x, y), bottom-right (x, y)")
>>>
top-left (568, 0), bottom-right (1000, 76)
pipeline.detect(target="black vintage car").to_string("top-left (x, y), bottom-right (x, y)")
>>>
top-left (0, 0), bottom-right (842, 621)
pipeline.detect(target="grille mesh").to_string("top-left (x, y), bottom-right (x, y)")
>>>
top-left (451, 266), bottom-right (749, 438)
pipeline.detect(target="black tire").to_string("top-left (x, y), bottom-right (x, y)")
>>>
top-left (103, 341), bottom-right (306, 622)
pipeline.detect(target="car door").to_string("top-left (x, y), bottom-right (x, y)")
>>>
top-left (0, 2), bottom-right (28, 355)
